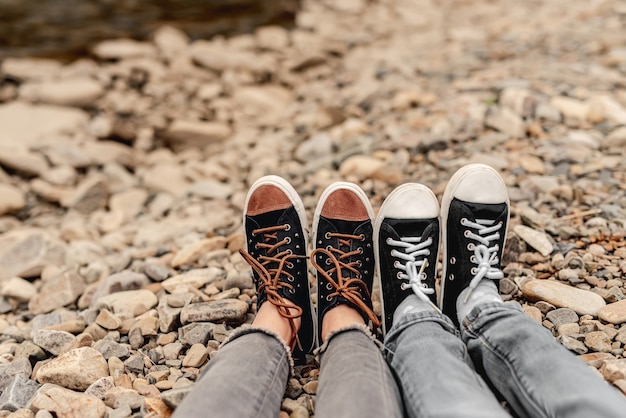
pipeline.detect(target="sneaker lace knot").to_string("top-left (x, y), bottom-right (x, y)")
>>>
top-left (461, 217), bottom-right (503, 301)
top-left (387, 236), bottom-right (440, 311)
top-left (311, 232), bottom-right (381, 328)
top-left (239, 224), bottom-right (304, 347)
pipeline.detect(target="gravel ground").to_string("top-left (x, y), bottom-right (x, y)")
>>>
top-left (0, 0), bottom-right (625, 417)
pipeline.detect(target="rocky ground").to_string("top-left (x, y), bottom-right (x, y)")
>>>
top-left (0, 0), bottom-right (625, 417)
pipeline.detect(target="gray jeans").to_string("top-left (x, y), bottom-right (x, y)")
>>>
top-left (173, 325), bottom-right (403, 418)
top-left (385, 302), bottom-right (626, 418)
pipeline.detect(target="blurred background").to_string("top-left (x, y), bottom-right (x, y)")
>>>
top-left (0, 0), bottom-right (300, 59)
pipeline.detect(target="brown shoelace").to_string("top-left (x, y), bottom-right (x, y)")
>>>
top-left (239, 224), bottom-right (304, 350)
top-left (311, 232), bottom-right (381, 328)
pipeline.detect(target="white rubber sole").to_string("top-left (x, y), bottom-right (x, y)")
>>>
top-left (373, 183), bottom-right (440, 336)
top-left (438, 164), bottom-right (509, 309)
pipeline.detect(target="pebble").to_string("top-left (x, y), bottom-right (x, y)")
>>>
top-left (94, 289), bottom-right (158, 319)
top-left (0, 184), bottom-right (25, 216)
top-left (29, 384), bottom-right (106, 418)
top-left (180, 300), bottom-right (248, 325)
top-left (545, 308), bottom-right (579, 328)
top-left (0, 374), bottom-right (40, 412)
top-left (20, 79), bottom-right (104, 107)
top-left (584, 331), bottom-right (612, 353)
top-left (522, 280), bottom-right (606, 316)
top-left (513, 225), bottom-right (554, 256)
top-left (36, 347), bottom-right (109, 390)
top-left (32, 330), bottom-right (75, 356)
top-left (599, 359), bottom-right (626, 383)
top-left (598, 300), bottom-right (626, 325)
top-left (181, 343), bottom-right (208, 367)
top-left (165, 120), bottom-right (232, 151)
top-left (28, 271), bottom-right (85, 315)
top-left (0, 229), bottom-right (66, 281)
top-left (171, 237), bottom-right (227, 268)
top-left (0, 277), bottom-right (36, 302)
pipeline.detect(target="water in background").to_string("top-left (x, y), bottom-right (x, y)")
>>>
top-left (0, 0), bottom-right (299, 60)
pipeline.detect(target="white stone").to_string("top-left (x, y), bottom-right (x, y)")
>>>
top-left (0, 184), bottom-right (25, 215)
top-left (20, 79), bottom-right (104, 107)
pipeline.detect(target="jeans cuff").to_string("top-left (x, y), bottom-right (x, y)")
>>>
top-left (314, 323), bottom-right (382, 358)
top-left (462, 300), bottom-right (523, 336)
top-left (384, 309), bottom-right (459, 345)
top-left (222, 324), bottom-right (295, 374)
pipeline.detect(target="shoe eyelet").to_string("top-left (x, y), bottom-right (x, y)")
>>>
top-left (326, 245), bottom-right (332, 251)
top-left (254, 244), bottom-right (259, 249)
top-left (326, 283), bottom-right (333, 291)
top-left (471, 267), bottom-right (477, 275)
top-left (365, 257), bottom-right (370, 262)
top-left (396, 272), bottom-right (402, 279)
top-left (288, 276), bottom-right (295, 282)
top-left (325, 258), bottom-right (331, 265)
top-left (287, 249), bottom-right (293, 255)
top-left (285, 237), bottom-right (291, 244)
top-left (325, 232), bottom-right (331, 239)
top-left (296, 245), bottom-right (300, 249)
top-left (461, 218), bottom-right (468, 225)
top-left (364, 270), bottom-right (368, 275)
top-left (450, 257), bottom-right (456, 264)
top-left (467, 243), bottom-right (475, 251)
top-left (356, 274), bottom-right (362, 279)
top-left (357, 247), bottom-right (363, 254)
top-left (295, 233), bottom-right (299, 238)
top-left (248, 239), bottom-right (253, 244)
top-left (326, 295), bottom-right (333, 301)
top-left (284, 224), bottom-right (291, 231)
top-left (449, 274), bottom-right (455, 281)
top-left (287, 262), bottom-right (294, 268)
top-left (470, 255), bottom-right (477, 263)
top-left (289, 288), bottom-right (296, 294)
top-left (359, 234), bottom-right (365, 240)
top-left (464, 230), bottom-right (471, 237)
top-left (356, 260), bottom-right (362, 267)
top-left (393, 261), bottom-right (400, 268)
top-left (386, 238), bottom-right (392, 244)
top-left (318, 240), bottom-right (323, 245)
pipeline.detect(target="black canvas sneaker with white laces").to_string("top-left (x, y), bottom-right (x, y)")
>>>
top-left (439, 164), bottom-right (509, 326)
top-left (311, 182), bottom-right (381, 342)
top-left (240, 175), bottom-right (316, 363)
top-left (374, 183), bottom-right (440, 335)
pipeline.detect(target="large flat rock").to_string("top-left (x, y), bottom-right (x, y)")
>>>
top-left (522, 279), bottom-right (606, 316)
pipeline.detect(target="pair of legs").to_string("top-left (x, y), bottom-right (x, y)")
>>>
top-left (377, 164), bottom-right (626, 417)
top-left (175, 164), bottom-right (626, 417)
top-left (174, 177), bottom-right (402, 417)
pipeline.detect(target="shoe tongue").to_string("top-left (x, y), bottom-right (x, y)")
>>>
top-left (248, 207), bottom-right (292, 227)
top-left (384, 218), bottom-right (438, 239)
top-left (460, 200), bottom-right (507, 222)
top-left (323, 217), bottom-right (369, 236)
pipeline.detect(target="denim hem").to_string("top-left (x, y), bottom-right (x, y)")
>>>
top-left (462, 301), bottom-right (523, 336)
top-left (314, 323), bottom-right (381, 359)
top-left (222, 324), bottom-right (295, 374)
top-left (384, 309), bottom-right (459, 345)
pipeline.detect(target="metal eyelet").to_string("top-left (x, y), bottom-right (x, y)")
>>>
top-left (326, 245), bottom-right (332, 251)
top-left (464, 230), bottom-right (471, 237)
top-left (396, 272), bottom-right (402, 279)
top-left (386, 238), bottom-right (392, 244)
top-left (356, 260), bottom-right (362, 267)
top-left (325, 232), bottom-right (331, 239)
top-left (284, 224), bottom-right (291, 231)
top-left (296, 245), bottom-right (300, 249)
top-left (471, 267), bottom-right (477, 275)
top-left (287, 276), bottom-right (295, 282)
top-left (326, 283), bottom-right (333, 291)
top-left (467, 243), bottom-right (475, 251)
top-left (357, 247), bottom-right (363, 254)
top-left (470, 255), bottom-right (476, 263)
top-left (326, 295), bottom-right (333, 301)
top-left (393, 261), bottom-right (400, 268)
top-left (325, 258), bottom-right (331, 265)
top-left (359, 234), bottom-right (365, 240)
top-left (285, 237), bottom-right (291, 244)
top-left (365, 257), bottom-right (369, 262)
top-left (287, 262), bottom-right (294, 268)
top-left (254, 244), bottom-right (259, 249)
top-left (450, 257), bottom-right (456, 264)
top-left (449, 274), bottom-right (455, 281)
top-left (461, 218), bottom-right (468, 225)
top-left (287, 249), bottom-right (293, 255)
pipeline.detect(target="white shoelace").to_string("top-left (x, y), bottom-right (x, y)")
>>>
top-left (461, 217), bottom-right (503, 302)
top-left (387, 235), bottom-right (440, 311)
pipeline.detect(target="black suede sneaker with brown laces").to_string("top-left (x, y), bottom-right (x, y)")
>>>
top-left (311, 182), bottom-right (381, 342)
top-left (240, 175), bottom-right (316, 363)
